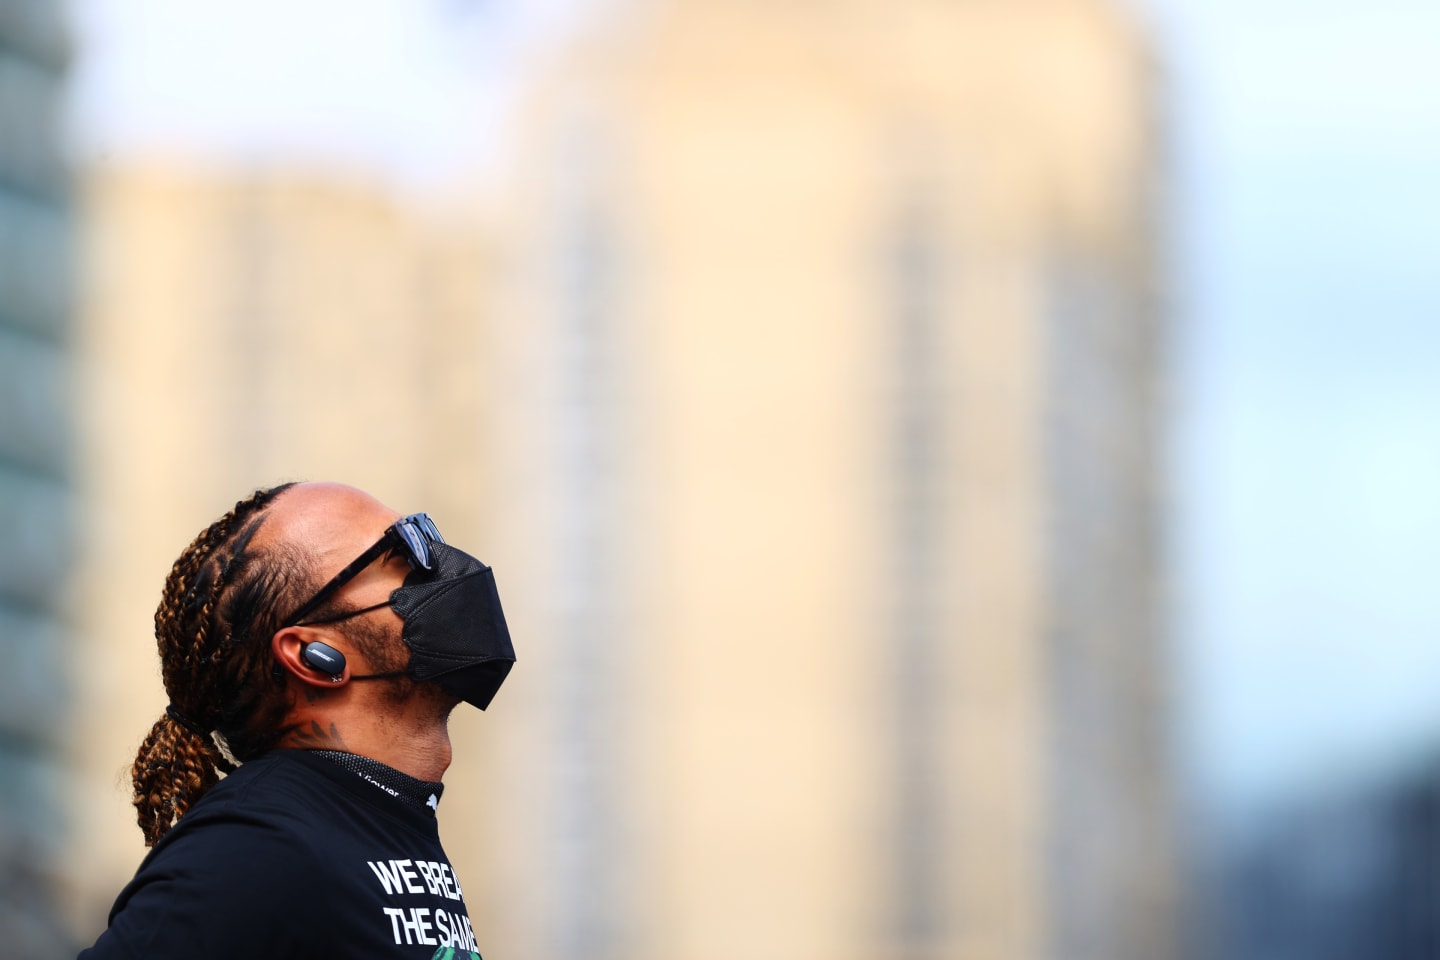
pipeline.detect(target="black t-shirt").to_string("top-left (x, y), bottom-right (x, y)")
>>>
top-left (78, 750), bottom-right (483, 959)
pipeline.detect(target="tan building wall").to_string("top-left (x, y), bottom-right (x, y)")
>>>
top-left (477, 2), bottom-right (1171, 960)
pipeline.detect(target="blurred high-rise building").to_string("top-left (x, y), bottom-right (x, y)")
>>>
top-left (0, 2), bottom-right (77, 956)
top-left (1214, 758), bottom-right (1440, 960)
top-left (62, 2), bottom-right (1171, 959)
top-left (477, 2), bottom-right (1172, 960)
top-left (66, 163), bottom-right (498, 936)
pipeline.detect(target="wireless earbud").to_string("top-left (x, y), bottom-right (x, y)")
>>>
top-left (300, 641), bottom-right (347, 678)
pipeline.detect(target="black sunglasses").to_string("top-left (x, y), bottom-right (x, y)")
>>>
top-left (281, 513), bottom-right (444, 628)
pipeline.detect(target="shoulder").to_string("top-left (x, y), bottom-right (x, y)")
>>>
top-left (83, 754), bottom-right (354, 958)
top-left (131, 755), bottom-right (337, 890)
top-left (148, 751), bottom-right (377, 861)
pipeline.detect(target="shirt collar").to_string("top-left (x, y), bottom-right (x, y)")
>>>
top-left (309, 750), bottom-right (445, 815)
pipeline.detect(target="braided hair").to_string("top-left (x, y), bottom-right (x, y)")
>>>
top-left (131, 482), bottom-right (313, 846)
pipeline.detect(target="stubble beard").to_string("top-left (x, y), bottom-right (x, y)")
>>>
top-left (348, 617), bottom-right (461, 723)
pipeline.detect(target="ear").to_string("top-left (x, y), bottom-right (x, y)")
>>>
top-left (271, 626), bottom-right (349, 688)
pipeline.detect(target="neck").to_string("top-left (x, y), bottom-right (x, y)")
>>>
top-left (277, 690), bottom-right (456, 783)
top-left (371, 716), bottom-right (453, 783)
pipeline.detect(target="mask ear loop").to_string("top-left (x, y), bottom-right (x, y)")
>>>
top-left (317, 598), bottom-right (409, 682)
top-left (350, 670), bottom-right (409, 682)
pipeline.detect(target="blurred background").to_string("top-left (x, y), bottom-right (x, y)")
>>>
top-left (1, 0), bottom-right (1437, 957)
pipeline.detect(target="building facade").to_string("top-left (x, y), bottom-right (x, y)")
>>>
top-left (477, 2), bottom-right (1173, 959)
top-left (0, 2), bottom-right (77, 956)
top-left (1216, 759), bottom-right (1440, 960)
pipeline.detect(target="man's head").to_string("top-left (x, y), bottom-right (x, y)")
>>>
top-left (270, 487), bottom-right (516, 718)
top-left (132, 482), bottom-right (449, 845)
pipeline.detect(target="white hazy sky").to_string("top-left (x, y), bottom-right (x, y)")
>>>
top-left (68, 0), bottom-right (1440, 817)
top-left (1154, 0), bottom-right (1440, 816)
top-left (70, 0), bottom-right (593, 183)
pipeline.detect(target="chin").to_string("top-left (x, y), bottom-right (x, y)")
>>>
top-left (419, 683), bottom-right (463, 721)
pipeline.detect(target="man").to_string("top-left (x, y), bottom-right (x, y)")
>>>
top-left (79, 481), bottom-right (515, 959)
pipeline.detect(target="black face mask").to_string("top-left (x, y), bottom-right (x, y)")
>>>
top-left (358, 542), bottom-right (516, 710)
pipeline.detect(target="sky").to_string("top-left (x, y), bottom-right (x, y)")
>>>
top-left (70, 0), bottom-right (592, 183)
top-left (67, 0), bottom-right (1440, 818)
top-left (1149, 0), bottom-right (1440, 815)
